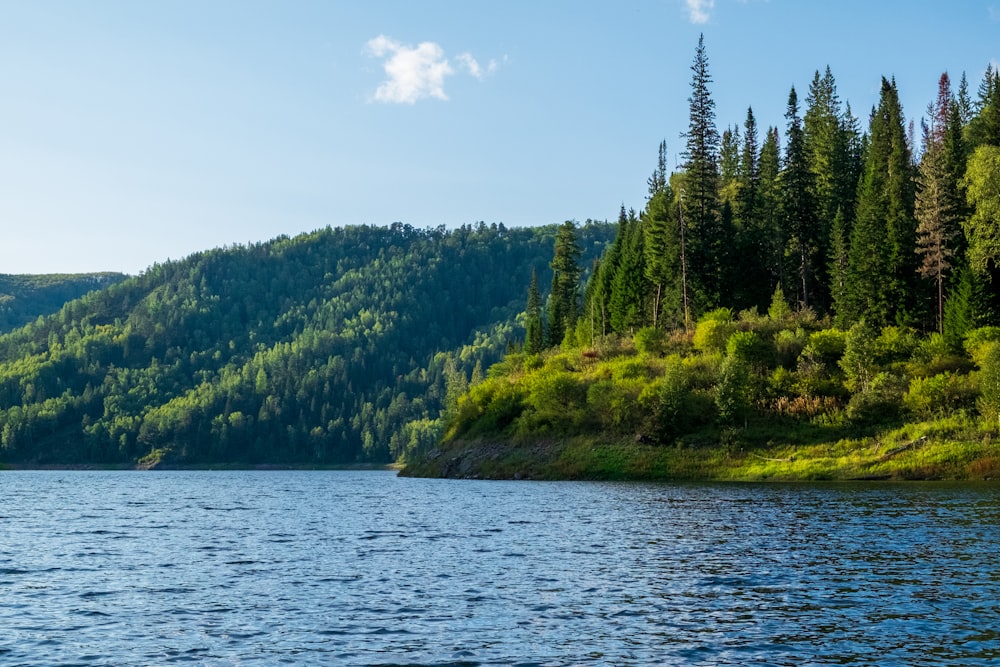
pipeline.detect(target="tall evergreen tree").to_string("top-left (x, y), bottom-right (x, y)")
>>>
top-left (915, 140), bottom-right (958, 333)
top-left (844, 78), bottom-right (917, 326)
top-left (780, 87), bottom-right (819, 309)
top-left (547, 221), bottom-right (583, 346)
top-left (681, 34), bottom-right (724, 311)
top-left (610, 208), bottom-right (648, 334)
top-left (732, 107), bottom-right (770, 310)
top-left (968, 64), bottom-right (1000, 147)
top-left (758, 127), bottom-right (784, 296)
top-left (644, 144), bottom-right (680, 328)
top-left (524, 268), bottom-right (544, 354)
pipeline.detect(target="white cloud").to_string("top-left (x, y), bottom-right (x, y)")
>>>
top-left (457, 53), bottom-right (498, 80)
top-left (685, 0), bottom-right (714, 24)
top-left (365, 35), bottom-right (454, 104)
top-left (365, 35), bottom-right (500, 104)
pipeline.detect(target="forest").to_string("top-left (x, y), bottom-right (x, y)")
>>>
top-left (407, 37), bottom-right (1000, 480)
top-left (0, 273), bottom-right (125, 332)
top-left (0, 222), bottom-right (613, 466)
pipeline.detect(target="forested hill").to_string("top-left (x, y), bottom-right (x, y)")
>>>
top-left (0, 273), bottom-right (126, 332)
top-left (0, 221), bottom-right (614, 466)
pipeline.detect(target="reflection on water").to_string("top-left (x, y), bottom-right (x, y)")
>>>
top-left (2, 471), bottom-right (998, 665)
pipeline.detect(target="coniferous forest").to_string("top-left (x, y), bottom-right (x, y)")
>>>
top-left (0, 223), bottom-right (613, 466)
top-left (404, 37), bottom-right (1000, 480)
top-left (4, 36), bottom-right (1000, 477)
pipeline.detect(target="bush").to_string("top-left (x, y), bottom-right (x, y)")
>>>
top-left (875, 326), bottom-right (918, 365)
top-left (840, 321), bottom-right (878, 393)
top-left (653, 355), bottom-right (688, 441)
top-left (846, 372), bottom-right (905, 425)
top-left (715, 355), bottom-right (754, 426)
top-left (904, 372), bottom-right (978, 419)
top-left (978, 342), bottom-right (1000, 424)
top-left (693, 314), bottom-right (735, 354)
top-left (774, 328), bottom-right (808, 368)
top-left (634, 326), bottom-right (666, 356)
top-left (807, 328), bottom-right (847, 361)
top-left (726, 330), bottom-right (773, 367)
top-left (964, 327), bottom-right (1000, 366)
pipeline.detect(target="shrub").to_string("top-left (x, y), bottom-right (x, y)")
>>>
top-left (682, 353), bottom-right (721, 390)
top-left (904, 372), bottom-right (978, 419)
top-left (875, 326), bottom-right (919, 365)
top-left (840, 321), bottom-right (878, 393)
top-left (653, 355), bottom-right (688, 441)
top-left (964, 327), bottom-right (1000, 366)
top-left (807, 328), bottom-right (847, 361)
top-left (522, 371), bottom-right (587, 432)
top-left (846, 372), bottom-right (905, 425)
top-left (774, 328), bottom-right (808, 368)
top-left (715, 355), bottom-right (754, 426)
top-left (634, 326), bottom-right (666, 356)
top-left (978, 342), bottom-right (1000, 425)
top-left (693, 310), bottom-right (735, 353)
top-left (726, 330), bottom-right (773, 367)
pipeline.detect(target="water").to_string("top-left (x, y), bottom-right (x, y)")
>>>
top-left (1, 471), bottom-right (998, 666)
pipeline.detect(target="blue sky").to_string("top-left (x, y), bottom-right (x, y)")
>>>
top-left (1, 0), bottom-right (997, 275)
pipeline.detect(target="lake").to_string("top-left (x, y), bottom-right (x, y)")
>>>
top-left (1, 471), bottom-right (998, 666)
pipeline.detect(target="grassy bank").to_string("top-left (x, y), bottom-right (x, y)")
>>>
top-left (401, 417), bottom-right (1000, 481)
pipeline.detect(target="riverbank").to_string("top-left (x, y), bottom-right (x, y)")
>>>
top-left (0, 462), bottom-right (403, 472)
top-left (400, 428), bottom-right (1000, 481)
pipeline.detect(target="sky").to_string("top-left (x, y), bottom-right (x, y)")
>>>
top-left (0, 0), bottom-right (997, 275)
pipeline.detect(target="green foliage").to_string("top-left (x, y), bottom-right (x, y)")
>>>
top-left (0, 222), bottom-right (614, 465)
top-left (0, 273), bottom-right (127, 333)
top-left (840, 321), bottom-right (878, 393)
top-left (964, 327), bottom-right (1000, 366)
top-left (715, 355), bottom-right (754, 426)
top-left (875, 326), bottom-right (919, 365)
top-left (806, 328), bottom-right (846, 361)
top-left (904, 372), bottom-right (978, 419)
top-left (774, 328), bottom-right (808, 368)
top-left (726, 330), bottom-right (772, 367)
top-left (693, 308), bottom-right (734, 353)
top-left (634, 326), bottom-right (665, 356)
top-left (978, 342), bottom-right (1000, 424)
top-left (846, 372), bottom-right (905, 425)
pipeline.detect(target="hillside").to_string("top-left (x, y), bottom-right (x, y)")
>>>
top-left (0, 273), bottom-right (126, 332)
top-left (401, 305), bottom-right (1000, 481)
top-left (0, 222), bottom-right (614, 466)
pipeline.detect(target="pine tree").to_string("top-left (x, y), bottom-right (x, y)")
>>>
top-left (547, 221), bottom-right (582, 346)
top-left (681, 34), bottom-right (724, 311)
top-left (968, 64), bottom-right (1000, 147)
top-left (758, 127), bottom-right (784, 297)
top-left (524, 267), bottom-right (544, 354)
top-left (844, 78), bottom-right (917, 326)
top-left (914, 73), bottom-right (963, 333)
top-left (643, 143), bottom-right (680, 328)
top-left (828, 207), bottom-right (851, 326)
top-left (731, 107), bottom-right (769, 310)
top-left (780, 87), bottom-right (819, 309)
top-left (610, 209), bottom-right (648, 334)
top-left (915, 144), bottom-right (958, 333)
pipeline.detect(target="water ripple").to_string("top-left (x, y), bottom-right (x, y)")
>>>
top-left (2, 472), bottom-right (999, 665)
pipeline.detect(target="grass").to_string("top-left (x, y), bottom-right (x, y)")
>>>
top-left (401, 415), bottom-right (1000, 482)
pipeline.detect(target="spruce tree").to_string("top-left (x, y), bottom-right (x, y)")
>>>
top-left (610, 208), bottom-right (648, 334)
top-left (644, 144), bottom-right (680, 328)
top-left (547, 221), bottom-right (582, 346)
top-left (780, 87), bottom-right (819, 309)
top-left (844, 78), bottom-right (917, 326)
top-left (524, 268), bottom-right (544, 354)
top-left (758, 127), bottom-right (784, 298)
top-left (681, 34), bottom-right (724, 311)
